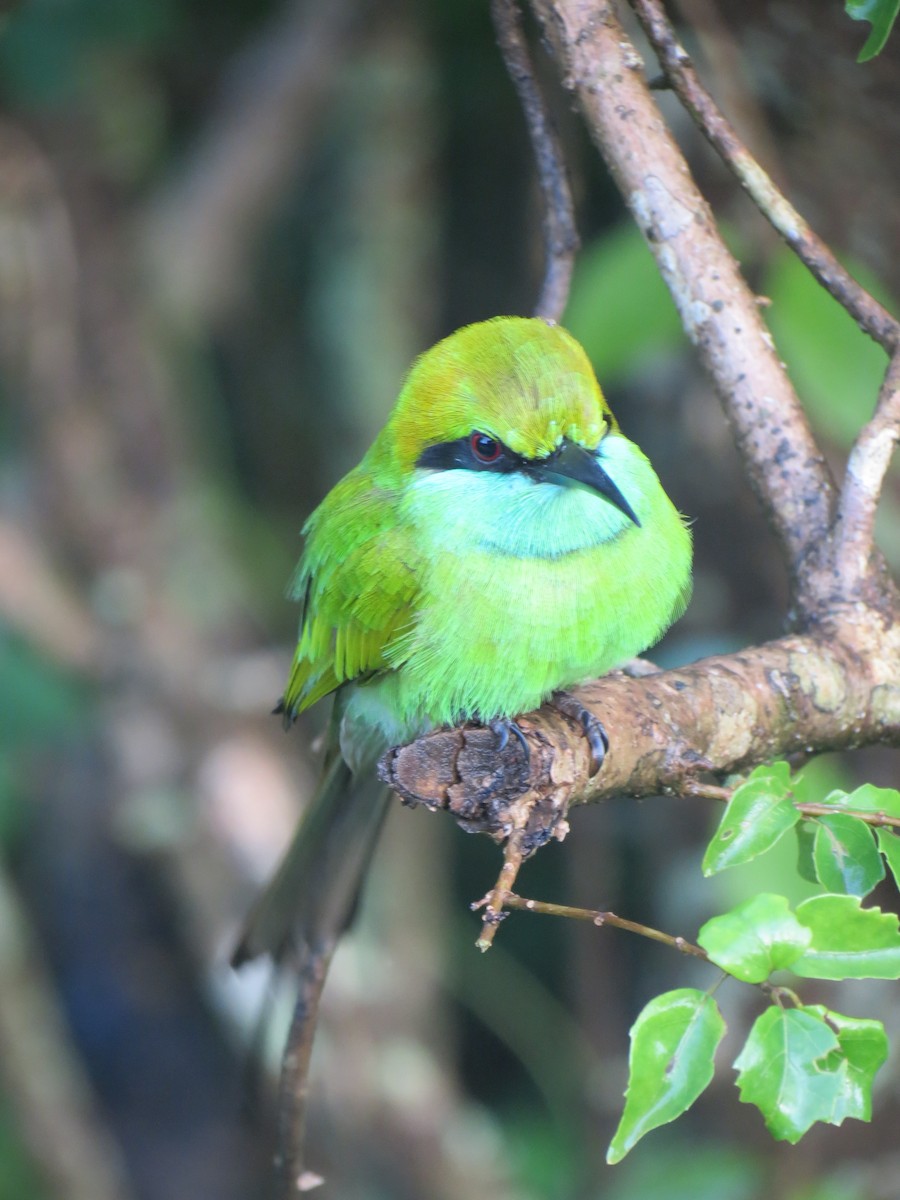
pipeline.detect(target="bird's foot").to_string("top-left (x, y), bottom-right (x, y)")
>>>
top-left (550, 692), bottom-right (608, 776)
top-left (489, 717), bottom-right (530, 767)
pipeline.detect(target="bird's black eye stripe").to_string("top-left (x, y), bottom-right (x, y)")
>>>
top-left (417, 433), bottom-right (519, 473)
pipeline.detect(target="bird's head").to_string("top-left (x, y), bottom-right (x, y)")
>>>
top-left (382, 316), bottom-right (640, 528)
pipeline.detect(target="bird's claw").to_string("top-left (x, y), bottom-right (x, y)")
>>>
top-left (581, 712), bottom-right (609, 776)
top-left (489, 717), bottom-right (530, 767)
top-left (551, 692), bottom-right (608, 776)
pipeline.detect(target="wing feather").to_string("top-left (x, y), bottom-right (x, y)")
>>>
top-left (281, 470), bottom-right (418, 721)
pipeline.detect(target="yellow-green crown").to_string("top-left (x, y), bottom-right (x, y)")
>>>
top-left (387, 317), bottom-right (615, 467)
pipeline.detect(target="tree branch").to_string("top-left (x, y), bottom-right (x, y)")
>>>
top-left (380, 630), bottom-right (900, 841)
top-left (628, 0), bottom-right (900, 353)
top-left (490, 0), bottom-right (579, 322)
top-left (275, 947), bottom-right (333, 1198)
top-left (618, 0), bottom-right (900, 608)
top-left (527, 0), bottom-right (836, 607)
top-left (835, 351), bottom-right (900, 590)
top-left (796, 803), bottom-right (900, 832)
top-left (503, 893), bottom-right (710, 959)
top-left (683, 779), bottom-right (900, 830)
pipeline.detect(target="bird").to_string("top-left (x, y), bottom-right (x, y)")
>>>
top-left (232, 315), bottom-right (692, 968)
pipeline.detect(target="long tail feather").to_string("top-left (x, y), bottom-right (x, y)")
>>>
top-left (232, 753), bottom-right (390, 967)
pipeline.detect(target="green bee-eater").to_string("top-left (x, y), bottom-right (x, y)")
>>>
top-left (233, 316), bottom-right (692, 966)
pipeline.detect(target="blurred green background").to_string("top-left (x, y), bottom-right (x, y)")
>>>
top-left (0, 0), bottom-right (899, 1197)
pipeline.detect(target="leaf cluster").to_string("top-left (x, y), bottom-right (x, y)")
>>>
top-left (609, 765), bottom-right (900, 1160)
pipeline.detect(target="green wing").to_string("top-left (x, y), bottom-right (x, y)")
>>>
top-left (281, 470), bottom-right (418, 720)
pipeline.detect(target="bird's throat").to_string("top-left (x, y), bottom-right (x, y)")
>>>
top-left (408, 436), bottom-right (650, 560)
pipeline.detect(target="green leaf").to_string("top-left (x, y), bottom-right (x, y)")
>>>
top-left (607, 989), bottom-right (725, 1163)
top-left (822, 783), bottom-right (900, 820)
top-left (734, 1007), bottom-right (841, 1142)
top-left (794, 894), bottom-right (900, 979)
top-left (703, 763), bottom-right (799, 875)
top-left (845, 0), bottom-right (900, 60)
top-left (812, 813), bottom-right (884, 897)
top-left (734, 1004), bottom-right (887, 1141)
top-left (698, 894), bottom-right (811, 983)
top-left (876, 827), bottom-right (900, 888)
top-left (565, 224), bottom-right (683, 382)
top-left (795, 823), bottom-right (820, 884)
top-left (806, 1007), bottom-right (889, 1123)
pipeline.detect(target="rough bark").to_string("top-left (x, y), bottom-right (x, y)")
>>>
top-left (381, 624), bottom-right (900, 843)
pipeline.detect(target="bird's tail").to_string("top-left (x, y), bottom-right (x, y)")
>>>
top-left (231, 751), bottom-right (391, 967)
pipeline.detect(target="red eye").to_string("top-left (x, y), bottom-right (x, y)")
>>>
top-left (470, 432), bottom-right (502, 462)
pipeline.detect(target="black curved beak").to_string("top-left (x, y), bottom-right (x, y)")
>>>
top-left (529, 439), bottom-right (641, 527)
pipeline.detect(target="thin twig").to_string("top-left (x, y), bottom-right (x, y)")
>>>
top-left (679, 779), bottom-right (733, 803)
top-left (490, 0), bottom-right (578, 322)
top-left (504, 893), bottom-right (709, 959)
top-left (628, 0), bottom-right (900, 353)
top-left (836, 351), bottom-right (900, 587)
top-left (661, 774), bottom-right (900, 833)
top-left (275, 946), bottom-right (334, 1198)
top-left (796, 802), bottom-right (900, 832)
top-left (472, 830), bottom-right (528, 950)
top-left (672, 0), bottom-right (781, 176)
top-left (677, 776), bottom-right (900, 830)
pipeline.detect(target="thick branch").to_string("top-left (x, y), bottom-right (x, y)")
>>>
top-left (490, 0), bottom-right (579, 321)
top-left (629, 0), bottom-right (900, 354)
top-left (379, 628), bottom-right (900, 842)
top-left (527, 0), bottom-right (835, 604)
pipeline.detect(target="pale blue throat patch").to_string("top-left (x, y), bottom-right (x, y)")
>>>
top-left (406, 434), bottom-right (652, 560)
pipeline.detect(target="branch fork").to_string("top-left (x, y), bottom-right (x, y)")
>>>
top-left (378, 3), bottom-right (900, 904)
